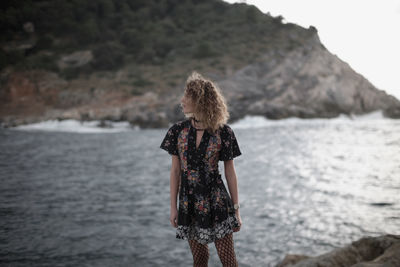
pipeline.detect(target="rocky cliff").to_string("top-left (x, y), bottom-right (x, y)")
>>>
top-left (1, 1), bottom-right (399, 128)
top-left (212, 33), bottom-right (400, 122)
top-left (2, 30), bottom-right (399, 129)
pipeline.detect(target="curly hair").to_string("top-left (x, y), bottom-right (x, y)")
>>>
top-left (182, 71), bottom-right (230, 135)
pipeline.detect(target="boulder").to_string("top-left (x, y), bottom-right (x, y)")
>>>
top-left (57, 50), bottom-right (93, 69)
top-left (276, 234), bottom-right (400, 267)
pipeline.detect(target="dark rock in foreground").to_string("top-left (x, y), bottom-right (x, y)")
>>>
top-left (276, 234), bottom-right (400, 267)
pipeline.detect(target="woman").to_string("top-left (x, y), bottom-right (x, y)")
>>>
top-left (160, 71), bottom-right (242, 266)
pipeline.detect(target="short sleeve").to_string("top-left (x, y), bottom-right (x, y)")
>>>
top-left (219, 125), bottom-right (242, 161)
top-left (160, 123), bottom-right (180, 156)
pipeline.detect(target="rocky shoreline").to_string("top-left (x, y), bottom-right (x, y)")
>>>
top-left (1, 32), bottom-right (400, 129)
top-left (276, 234), bottom-right (400, 267)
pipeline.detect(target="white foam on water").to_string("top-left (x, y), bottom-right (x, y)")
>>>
top-left (9, 109), bottom-right (394, 132)
top-left (12, 119), bottom-right (137, 133)
top-left (231, 110), bottom-right (392, 129)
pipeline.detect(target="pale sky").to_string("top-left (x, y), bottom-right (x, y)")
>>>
top-left (224, 0), bottom-right (400, 100)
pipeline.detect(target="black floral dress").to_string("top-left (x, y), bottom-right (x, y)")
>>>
top-left (160, 118), bottom-right (242, 245)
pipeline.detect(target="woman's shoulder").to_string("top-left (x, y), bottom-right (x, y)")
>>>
top-left (219, 123), bottom-right (233, 133)
top-left (178, 118), bottom-right (192, 127)
top-left (169, 119), bottom-right (190, 130)
top-left (214, 123), bottom-right (230, 138)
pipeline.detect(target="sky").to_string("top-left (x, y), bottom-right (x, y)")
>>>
top-left (224, 0), bottom-right (400, 100)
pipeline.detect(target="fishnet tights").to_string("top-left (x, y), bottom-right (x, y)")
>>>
top-left (188, 233), bottom-right (238, 267)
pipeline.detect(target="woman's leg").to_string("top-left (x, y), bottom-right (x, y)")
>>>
top-left (214, 233), bottom-right (238, 267)
top-left (188, 239), bottom-right (209, 267)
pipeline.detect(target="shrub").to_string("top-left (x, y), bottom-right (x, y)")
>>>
top-left (136, 46), bottom-right (156, 64)
top-left (193, 41), bottom-right (217, 59)
top-left (120, 29), bottom-right (144, 53)
top-left (133, 77), bottom-right (154, 87)
top-left (0, 49), bottom-right (24, 70)
top-left (91, 42), bottom-right (124, 70)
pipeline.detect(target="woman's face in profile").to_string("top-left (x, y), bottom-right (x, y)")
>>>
top-left (180, 91), bottom-right (194, 113)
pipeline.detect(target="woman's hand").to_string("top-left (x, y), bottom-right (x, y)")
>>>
top-left (170, 208), bottom-right (178, 228)
top-left (233, 210), bottom-right (242, 232)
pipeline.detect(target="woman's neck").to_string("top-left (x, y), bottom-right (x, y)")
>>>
top-left (191, 117), bottom-right (206, 129)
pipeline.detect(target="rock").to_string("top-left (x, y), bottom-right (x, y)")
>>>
top-left (97, 120), bottom-right (114, 128)
top-left (276, 234), bottom-right (400, 267)
top-left (276, 254), bottom-right (310, 267)
top-left (126, 109), bottom-right (169, 129)
top-left (383, 106), bottom-right (400, 118)
top-left (57, 50), bottom-right (93, 69)
top-left (382, 94), bottom-right (400, 118)
top-left (2, 22), bottom-right (400, 128)
top-left (216, 34), bottom-right (400, 120)
top-left (5, 72), bottom-right (38, 102)
top-left (23, 22), bottom-right (35, 33)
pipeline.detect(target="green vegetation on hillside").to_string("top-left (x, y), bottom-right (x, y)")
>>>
top-left (0, 0), bottom-right (316, 73)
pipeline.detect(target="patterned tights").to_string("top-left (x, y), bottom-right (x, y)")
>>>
top-left (188, 233), bottom-right (238, 267)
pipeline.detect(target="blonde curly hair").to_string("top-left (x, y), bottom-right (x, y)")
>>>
top-left (182, 71), bottom-right (230, 135)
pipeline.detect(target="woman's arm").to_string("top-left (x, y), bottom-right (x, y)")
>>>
top-left (224, 160), bottom-right (239, 206)
top-left (224, 159), bottom-right (242, 231)
top-left (170, 155), bottom-right (181, 210)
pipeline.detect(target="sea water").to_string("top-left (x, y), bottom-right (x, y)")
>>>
top-left (1, 111), bottom-right (399, 266)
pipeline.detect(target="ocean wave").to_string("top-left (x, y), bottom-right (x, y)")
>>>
top-left (11, 119), bottom-right (137, 133)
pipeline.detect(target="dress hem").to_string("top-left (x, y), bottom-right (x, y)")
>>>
top-left (175, 215), bottom-right (240, 245)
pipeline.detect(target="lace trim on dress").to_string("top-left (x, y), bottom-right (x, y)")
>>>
top-left (176, 215), bottom-right (240, 245)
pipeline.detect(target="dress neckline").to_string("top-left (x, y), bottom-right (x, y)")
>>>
top-left (185, 118), bottom-right (212, 169)
top-left (190, 117), bottom-right (206, 131)
top-left (188, 118), bottom-right (208, 151)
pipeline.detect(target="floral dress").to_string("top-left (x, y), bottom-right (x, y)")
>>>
top-left (160, 118), bottom-right (242, 245)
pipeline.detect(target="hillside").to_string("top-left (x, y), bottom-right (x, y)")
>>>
top-left (1, 0), bottom-right (308, 78)
top-left (1, 0), bottom-right (399, 128)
